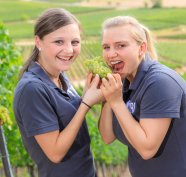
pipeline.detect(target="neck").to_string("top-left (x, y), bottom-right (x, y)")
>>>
top-left (36, 61), bottom-right (59, 80)
top-left (36, 61), bottom-right (63, 89)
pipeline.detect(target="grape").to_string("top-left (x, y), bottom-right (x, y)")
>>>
top-left (84, 56), bottom-right (112, 78)
top-left (0, 106), bottom-right (12, 126)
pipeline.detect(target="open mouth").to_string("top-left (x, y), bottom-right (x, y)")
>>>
top-left (110, 60), bottom-right (124, 73)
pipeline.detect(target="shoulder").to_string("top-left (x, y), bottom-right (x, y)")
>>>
top-left (23, 81), bottom-right (48, 96)
top-left (137, 64), bottom-right (185, 106)
top-left (14, 75), bottom-right (50, 106)
top-left (145, 63), bottom-right (185, 92)
top-left (16, 77), bottom-right (45, 93)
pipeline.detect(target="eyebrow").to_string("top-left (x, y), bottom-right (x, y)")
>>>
top-left (53, 36), bottom-right (80, 40)
top-left (115, 41), bottom-right (128, 44)
top-left (102, 40), bottom-right (128, 46)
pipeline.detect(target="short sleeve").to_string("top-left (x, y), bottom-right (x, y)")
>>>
top-left (140, 73), bottom-right (183, 119)
top-left (18, 82), bottom-right (59, 137)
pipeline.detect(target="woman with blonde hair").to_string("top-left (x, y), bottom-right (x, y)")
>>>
top-left (99, 16), bottom-right (186, 177)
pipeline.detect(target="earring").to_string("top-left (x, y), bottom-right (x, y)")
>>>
top-left (38, 48), bottom-right (41, 51)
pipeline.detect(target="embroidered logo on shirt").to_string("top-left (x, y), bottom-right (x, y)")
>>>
top-left (126, 100), bottom-right (136, 114)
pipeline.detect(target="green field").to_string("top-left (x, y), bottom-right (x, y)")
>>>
top-left (1, 1), bottom-right (186, 39)
top-left (1, 1), bottom-right (185, 66)
top-left (157, 42), bottom-right (186, 64)
top-left (0, 1), bottom-right (111, 22)
top-left (1, 2), bottom-right (186, 61)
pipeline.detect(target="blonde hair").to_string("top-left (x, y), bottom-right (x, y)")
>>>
top-left (102, 16), bottom-right (157, 60)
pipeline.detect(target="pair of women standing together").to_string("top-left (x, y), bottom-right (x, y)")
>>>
top-left (13, 8), bottom-right (186, 177)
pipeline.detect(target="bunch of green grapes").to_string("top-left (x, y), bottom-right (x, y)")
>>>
top-left (84, 56), bottom-right (112, 78)
top-left (0, 106), bottom-right (12, 126)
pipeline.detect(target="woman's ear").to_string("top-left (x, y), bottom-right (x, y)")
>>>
top-left (139, 42), bottom-right (147, 57)
top-left (35, 35), bottom-right (42, 51)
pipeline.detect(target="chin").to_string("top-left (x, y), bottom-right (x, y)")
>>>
top-left (61, 67), bottom-right (70, 72)
top-left (120, 73), bottom-right (128, 80)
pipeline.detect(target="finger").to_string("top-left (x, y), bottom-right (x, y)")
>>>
top-left (100, 84), bottom-right (107, 94)
top-left (91, 74), bottom-right (100, 88)
top-left (112, 73), bottom-right (121, 81)
top-left (107, 73), bottom-right (117, 86)
top-left (102, 77), bottom-right (110, 88)
top-left (86, 73), bottom-right (93, 87)
top-left (112, 73), bottom-right (122, 86)
top-left (87, 73), bottom-right (93, 83)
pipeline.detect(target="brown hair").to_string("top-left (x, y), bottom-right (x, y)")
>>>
top-left (102, 16), bottom-right (157, 60)
top-left (19, 8), bottom-right (81, 78)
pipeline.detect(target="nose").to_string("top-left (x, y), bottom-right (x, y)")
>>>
top-left (107, 48), bottom-right (118, 59)
top-left (63, 43), bottom-right (73, 54)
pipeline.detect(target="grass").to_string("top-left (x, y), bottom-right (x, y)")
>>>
top-left (159, 60), bottom-right (182, 70)
top-left (0, 1), bottom-right (111, 22)
top-left (155, 25), bottom-right (186, 39)
top-left (0, 1), bottom-right (186, 39)
top-left (160, 34), bottom-right (186, 39)
top-left (157, 41), bottom-right (186, 64)
top-left (79, 8), bottom-right (186, 36)
top-left (5, 22), bottom-right (34, 39)
top-left (40, 0), bottom-right (84, 2)
top-left (131, 8), bottom-right (186, 29)
top-left (182, 73), bottom-right (186, 80)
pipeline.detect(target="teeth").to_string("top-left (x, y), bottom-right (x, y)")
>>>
top-left (110, 60), bottom-right (121, 65)
top-left (62, 58), bottom-right (70, 61)
top-left (57, 56), bottom-right (71, 61)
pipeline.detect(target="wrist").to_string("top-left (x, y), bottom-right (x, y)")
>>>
top-left (81, 100), bottom-right (91, 109)
top-left (110, 99), bottom-right (123, 110)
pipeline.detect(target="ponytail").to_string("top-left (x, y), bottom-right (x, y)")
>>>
top-left (142, 25), bottom-right (157, 60)
top-left (19, 46), bottom-right (39, 79)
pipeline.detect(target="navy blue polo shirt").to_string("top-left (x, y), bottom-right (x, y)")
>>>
top-left (13, 62), bottom-right (96, 177)
top-left (112, 56), bottom-right (186, 177)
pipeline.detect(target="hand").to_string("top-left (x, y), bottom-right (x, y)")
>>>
top-left (82, 74), bottom-right (104, 106)
top-left (100, 73), bottom-right (123, 107)
top-left (82, 73), bottom-right (93, 98)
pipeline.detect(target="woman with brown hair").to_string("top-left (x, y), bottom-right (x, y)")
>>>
top-left (13, 8), bottom-right (101, 177)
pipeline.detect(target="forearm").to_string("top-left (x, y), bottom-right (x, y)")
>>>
top-left (36, 103), bottom-right (90, 163)
top-left (98, 102), bottom-right (116, 144)
top-left (111, 101), bottom-right (152, 157)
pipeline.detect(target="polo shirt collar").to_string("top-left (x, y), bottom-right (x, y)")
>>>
top-left (28, 61), bottom-right (67, 90)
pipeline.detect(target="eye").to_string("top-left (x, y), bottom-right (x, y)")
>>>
top-left (54, 40), bottom-right (63, 45)
top-left (116, 44), bottom-right (126, 49)
top-left (103, 45), bottom-right (110, 50)
top-left (72, 40), bottom-right (80, 46)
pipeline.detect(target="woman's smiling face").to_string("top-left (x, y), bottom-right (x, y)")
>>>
top-left (36, 23), bottom-right (81, 74)
top-left (102, 25), bottom-right (144, 82)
